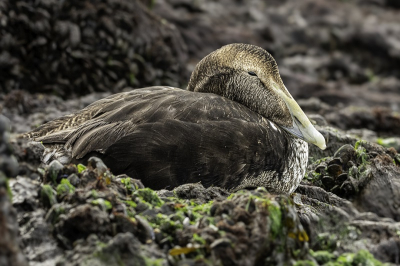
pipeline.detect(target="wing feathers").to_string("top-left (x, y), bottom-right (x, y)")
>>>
top-left (24, 87), bottom-right (290, 190)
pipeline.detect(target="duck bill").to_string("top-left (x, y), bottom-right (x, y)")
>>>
top-left (279, 92), bottom-right (326, 150)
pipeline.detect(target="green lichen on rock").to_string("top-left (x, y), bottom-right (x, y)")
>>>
top-left (40, 184), bottom-right (57, 207)
top-left (354, 140), bottom-right (369, 165)
top-left (147, 212), bottom-right (183, 234)
top-left (2, 174), bottom-right (13, 201)
top-left (133, 188), bottom-right (164, 207)
top-left (91, 189), bottom-right (99, 199)
top-left (120, 177), bottom-right (137, 194)
top-left (91, 199), bottom-right (113, 211)
top-left (56, 178), bottom-right (75, 198)
top-left (310, 250), bottom-right (335, 264)
top-left (77, 164), bottom-right (86, 173)
top-left (268, 203), bottom-right (282, 237)
top-left (47, 160), bottom-right (64, 183)
top-left (351, 250), bottom-right (384, 265)
top-left (294, 249), bottom-right (384, 266)
top-left (143, 257), bottom-right (165, 266)
top-left (23, 154), bottom-right (390, 265)
top-left (294, 260), bottom-right (316, 266)
top-left (45, 204), bottom-right (67, 224)
top-left (323, 249), bottom-right (384, 266)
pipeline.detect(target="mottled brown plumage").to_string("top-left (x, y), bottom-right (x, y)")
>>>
top-left (22, 43), bottom-right (325, 193)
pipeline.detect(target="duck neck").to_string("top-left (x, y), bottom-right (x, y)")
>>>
top-left (188, 72), bottom-right (282, 123)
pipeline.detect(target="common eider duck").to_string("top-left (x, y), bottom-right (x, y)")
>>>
top-left (23, 43), bottom-right (326, 193)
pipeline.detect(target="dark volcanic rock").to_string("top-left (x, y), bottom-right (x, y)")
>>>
top-left (0, 175), bottom-right (28, 266)
top-left (171, 183), bottom-right (230, 204)
top-left (353, 153), bottom-right (400, 221)
top-left (0, 0), bottom-right (187, 97)
top-left (326, 106), bottom-right (400, 136)
top-left (8, 156), bottom-right (314, 265)
top-left (295, 184), bottom-right (400, 264)
top-left (57, 232), bottom-right (166, 266)
top-left (300, 139), bottom-right (400, 263)
top-left (0, 115), bottom-right (27, 266)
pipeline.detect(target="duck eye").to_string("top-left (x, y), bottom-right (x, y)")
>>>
top-left (248, 71), bottom-right (257, 77)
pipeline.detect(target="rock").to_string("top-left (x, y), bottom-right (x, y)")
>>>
top-left (55, 204), bottom-right (111, 243)
top-left (45, 160), bottom-right (64, 183)
top-left (0, 0), bottom-right (187, 97)
top-left (326, 164), bottom-right (343, 177)
top-left (308, 126), bottom-right (358, 163)
top-left (173, 183), bottom-right (230, 204)
top-left (327, 106), bottom-right (400, 136)
top-left (353, 154), bottom-right (400, 221)
top-left (57, 232), bottom-right (166, 266)
top-left (300, 138), bottom-right (400, 263)
top-left (0, 174), bottom-right (28, 266)
top-left (295, 184), bottom-right (400, 263)
top-left (0, 114), bottom-right (27, 266)
top-left (334, 144), bottom-right (356, 166)
top-left (308, 114), bottom-right (328, 126)
top-left (67, 174), bottom-right (80, 187)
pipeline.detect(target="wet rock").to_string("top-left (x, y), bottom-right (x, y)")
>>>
top-left (58, 232), bottom-right (166, 266)
top-left (0, 114), bottom-right (27, 265)
top-left (87, 157), bottom-right (109, 176)
top-left (321, 176), bottom-right (335, 190)
top-left (334, 144), bottom-right (356, 166)
top-left (308, 114), bottom-right (328, 126)
top-left (0, 174), bottom-right (28, 266)
top-left (67, 173), bottom-right (80, 187)
top-left (353, 154), bottom-right (400, 221)
top-left (55, 204), bottom-right (111, 243)
top-left (135, 215), bottom-right (155, 243)
top-left (308, 126), bottom-right (358, 163)
top-left (295, 184), bottom-right (400, 263)
top-left (326, 164), bottom-right (343, 177)
top-left (10, 177), bottom-right (40, 212)
top-left (45, 160), bottom-right (64, 183)
top-left (300, 138), bottom-right (400, 263)
top-left (173, 183), bottom-right (230, 204)
top-left (327, 106), bottom-right (400, 136)
top-left (19, 208), bottom-right (63, 264)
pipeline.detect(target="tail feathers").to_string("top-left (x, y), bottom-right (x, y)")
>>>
top-left (35, 129), bottom-right (74, 144)
top-left (18, 108), bottom-right (98, 140)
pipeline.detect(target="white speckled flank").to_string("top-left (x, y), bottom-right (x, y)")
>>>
top-left (282, 138), bottom-right (308, 193)
top-left (233, 136), bottom-right (308, 193)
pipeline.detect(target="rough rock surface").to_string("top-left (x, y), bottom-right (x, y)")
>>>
top-left (8, 153), bottom-right (312, 265)
top-left (0, 115), bottom-right (27, 266)
top-left (298, 137), bottom-right (400, 263)
top-left (0, 0), bottom-right (187, 97)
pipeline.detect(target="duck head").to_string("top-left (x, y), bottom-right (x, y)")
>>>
top-left (188, 43), bottom-right (326, 150)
